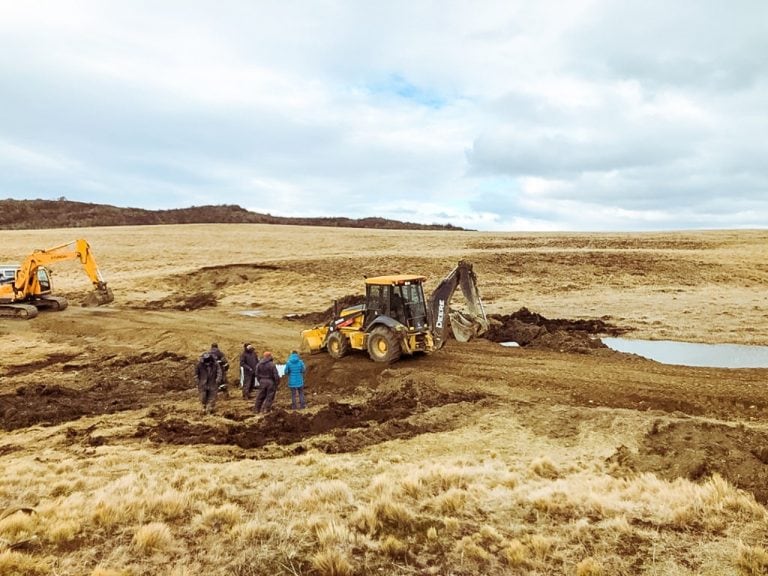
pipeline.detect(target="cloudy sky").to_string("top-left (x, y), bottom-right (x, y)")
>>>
top-left (1, 1), bottom-right (766, 231)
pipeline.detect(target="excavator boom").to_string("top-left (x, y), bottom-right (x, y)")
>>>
top-left (0, 238), bottom-right (113, 318)
top-left (428, 260), bottom-right (489, 349)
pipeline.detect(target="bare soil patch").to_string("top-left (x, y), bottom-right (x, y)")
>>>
top-left (610, 419), bottom-right (768, 504)
top-left (137, 382), bottom-right (485, 453)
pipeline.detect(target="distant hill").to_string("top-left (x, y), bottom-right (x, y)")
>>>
top-left (0, 199), bottom-right (466, 231)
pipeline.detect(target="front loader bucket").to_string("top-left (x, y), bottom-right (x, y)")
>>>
top-left (301, 327), bottom-right (327, 354)
top-left (83, 286), bottom-right (115, 307)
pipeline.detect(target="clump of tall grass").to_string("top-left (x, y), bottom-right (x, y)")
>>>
top-left (575, 557), bottom-right (604, 576)
top-left (735, 542), bottom-right (768, 576)
top-left (0, 512), bottom-right (36, 541)
top-left (310, 547), bottom-right (353, 576)
top-left (0, 550), bottom-right (50, 576)
top-left (295, 479), bottom-right (354, 512)
top-left (503, 539), bottom-right (529, 567)
top-left (311, 517), bottom-right (352, 547)
top-left (529, 456), bottom-right (561, 479)
top-left (427, 487), bottom-right (470, 515)
top-left (47, 518), bottom-right (81, 546)
top-left (132, 521), bottom-right (174, 553)
top-left (379, 534), bottom-right (408, 560)
top-left (197, 503), bottom-right (244, 532)
top-left (352, 498), bottom-right (416, 536)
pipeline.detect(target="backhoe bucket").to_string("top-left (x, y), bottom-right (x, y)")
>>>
top-left (449, 310), bottom-right (485, 342)
top-left (83, 286), bottom-right (115, 307)
top-left (301, 327), bottom-right (327, 354)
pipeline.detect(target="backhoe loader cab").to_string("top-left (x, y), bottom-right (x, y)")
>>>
top-left (312, 274), bottom-right (434, 364)
top-left (301, 261), bottom-right (488, 364)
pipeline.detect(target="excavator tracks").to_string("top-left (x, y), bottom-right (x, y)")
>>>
top-left (0, 303), bottom-right (39, 319)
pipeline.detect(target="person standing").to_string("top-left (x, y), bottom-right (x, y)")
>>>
top-left (239, 343), bottom-right (259, 399)
top-left (209, 342), bottom-right (230, 395)
top-left (284, 350), bottom-right (307, 410)
top-left (254, 351), bottom-right (281, 413)
top-left (195, 352), bottom-right (222, 415)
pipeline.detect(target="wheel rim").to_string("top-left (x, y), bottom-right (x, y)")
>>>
top-left (374, 337), bottom-right (387, 355)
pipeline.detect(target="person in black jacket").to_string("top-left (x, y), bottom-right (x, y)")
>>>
top-left (195, 352), bottom-right (222, 415)
top-left (209, 343), bottom-right (230, 395)
top-left (239, 343), bottom-right (259, 399)
top-left (254, 351), bottom-right (281, 413)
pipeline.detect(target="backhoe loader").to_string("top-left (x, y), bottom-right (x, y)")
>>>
top-left (301, 260), bottom-right (488, 363)
top-left (0, 239), bottom-right (114, 319)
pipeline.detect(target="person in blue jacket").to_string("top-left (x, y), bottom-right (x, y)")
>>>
top-left (284, 350), bottom-right (307, 410)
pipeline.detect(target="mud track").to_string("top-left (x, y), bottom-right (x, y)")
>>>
top-left (0, 351), bottom-right (189, 430)
top-left (137, 382), bottom-right (485, 454)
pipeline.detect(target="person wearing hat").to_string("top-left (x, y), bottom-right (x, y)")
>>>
top-left (239, 343), bottom-right (259, 399)
top-left (254, 351), bottom-right (281, 413)
top-left (195, 351), bottom-right (222, 415)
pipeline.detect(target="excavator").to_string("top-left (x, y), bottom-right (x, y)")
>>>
top-left (301, 260), bottom-right (489, 363)
top-left (0, 239), bottom-right (114, 319)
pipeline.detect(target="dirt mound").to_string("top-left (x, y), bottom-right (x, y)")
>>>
top-left (138, 382), bottom-right (485, 453)
top-left (2, 353), bottom-right (82, 377)
top-left (286, 294), bottom-right (366, 325)
top-left (0, 351), bottom-right (191, 430)
top-left (141, 263), bottom-right (284, 310)
top-left (608, 419), bottom-right (768, 504)
top-left (145, 292), bottom-right (218, 311)
top-left (484, 307), bottom-right (629, 352)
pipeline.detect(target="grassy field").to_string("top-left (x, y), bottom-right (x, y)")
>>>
top-left (1, 225), bottom-right (767, 575)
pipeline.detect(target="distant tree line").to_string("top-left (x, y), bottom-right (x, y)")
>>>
top-left (0, 199), bottom-right (467, 231)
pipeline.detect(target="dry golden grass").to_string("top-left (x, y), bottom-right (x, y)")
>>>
top-left (1, 225), bottom-right (767, 575)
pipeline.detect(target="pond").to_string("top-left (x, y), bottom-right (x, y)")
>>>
top-left (601, 338), bottom-right (768, 369)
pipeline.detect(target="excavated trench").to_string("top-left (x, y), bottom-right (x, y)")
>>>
top-left (136, 382), bottom-right (485, 454)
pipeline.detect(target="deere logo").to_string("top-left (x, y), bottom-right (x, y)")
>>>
top-left (435, 299), bottom-right (446, 329)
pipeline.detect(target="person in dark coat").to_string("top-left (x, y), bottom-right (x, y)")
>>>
top-left (195, 352), bottom-right (222, 415)
top-left (254, 351), bottom-right (281, 413)
top-left (284, 350), bottom-right (306, 410)
top-left (209, 342), bottom-right (230, 394)
top-left (239, 343), bottom-right (259, 399)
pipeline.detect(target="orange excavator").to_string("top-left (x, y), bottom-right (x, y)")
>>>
top-left (0, 239), bottom-right (114, 319)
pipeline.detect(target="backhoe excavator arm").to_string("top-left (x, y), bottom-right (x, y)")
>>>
top-left (12, 239), bottom-right (113, 305)
top-left (428, 260), bottom-right (489, 349)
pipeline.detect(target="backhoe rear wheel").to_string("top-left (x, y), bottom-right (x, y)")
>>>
top-left (367, 326), bottom-right (402, 363)
top-left (326, 331), bottom-right (351, 359)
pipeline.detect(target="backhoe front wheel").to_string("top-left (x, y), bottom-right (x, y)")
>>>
top-left (327, 331), bottom-right (351, 359)
top-left (366, 326), bottom-right (402, 363)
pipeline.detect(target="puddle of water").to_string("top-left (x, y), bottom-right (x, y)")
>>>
top-left (239, 310), bottom-right (264, 317)
top-left (602, 337), bottom-right (768, 368)
top-left (500, 341), bottom-right (520, 348)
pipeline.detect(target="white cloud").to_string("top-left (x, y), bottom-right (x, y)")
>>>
top-left (0, 0), bottom-right (766, 230)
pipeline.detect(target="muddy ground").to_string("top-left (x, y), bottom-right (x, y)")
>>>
top-left (1, 226), bottom-right (768, 508)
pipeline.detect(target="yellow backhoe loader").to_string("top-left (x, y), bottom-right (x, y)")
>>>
top-left (0, 239), bottom-right (114, 319)
top-left (301, 260), bottom-right (488, 363)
